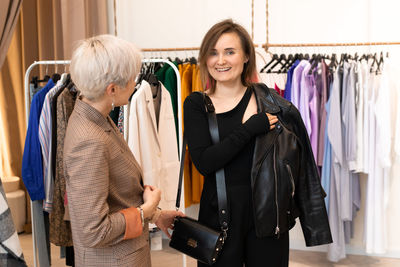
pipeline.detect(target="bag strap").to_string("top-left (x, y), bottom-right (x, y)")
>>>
top-left (203, 94), bottom-right (229, 233)
top-left (175, 93), bottom-right (229, 235)
top-left (175, 135), bottom-right (187, 210)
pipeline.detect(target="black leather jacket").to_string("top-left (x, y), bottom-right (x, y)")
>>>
top-left (251, 83), bottom-right (332, 246)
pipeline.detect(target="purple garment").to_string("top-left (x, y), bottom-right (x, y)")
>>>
top-left (299, 63), bottom-right (320, 162)
top-left (316, 61), bottom-right (329, 166)
top-left (284, 59), bottom-right (300, 101)
top-left (290, 60), bottom-right (310, 109)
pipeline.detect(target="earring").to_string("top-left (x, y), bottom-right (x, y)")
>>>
top-left (111, 98), bottom-right (115, 111)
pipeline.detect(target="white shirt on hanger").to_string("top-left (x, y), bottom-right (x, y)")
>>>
top-left (127, 80), bottom-right (179, 210)
top-left (355, 61), bottom-right (364, 172)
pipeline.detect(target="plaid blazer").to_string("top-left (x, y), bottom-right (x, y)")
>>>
top-left (64, 98), bottom-right (150, 267)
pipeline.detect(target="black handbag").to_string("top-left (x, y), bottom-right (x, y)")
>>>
top-left (169, 93), bottom-right (229, 265)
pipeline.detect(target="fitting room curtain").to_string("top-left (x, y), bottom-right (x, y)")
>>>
top-left (0, 0), bottom-right (22, 69)
top-left (0, 0), bottom-right (109, 180)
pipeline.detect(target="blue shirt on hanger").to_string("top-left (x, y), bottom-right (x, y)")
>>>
top-left (22, 79), bottom-right (55, 200)
top-left (284, 59), bottom-right (300, 101)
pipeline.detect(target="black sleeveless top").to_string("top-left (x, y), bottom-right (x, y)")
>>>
top-left (215, 87), bottom-right (255, 188)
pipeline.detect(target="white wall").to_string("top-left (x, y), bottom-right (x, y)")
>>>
top-left (114, 0), bottom-right (400, 259)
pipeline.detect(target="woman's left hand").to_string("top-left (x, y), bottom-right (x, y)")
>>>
top-left (154, 210), bottom-right (185, 238)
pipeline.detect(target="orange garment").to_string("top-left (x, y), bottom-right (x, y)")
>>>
top-left (192, 65), bottom-right (203, 92)
top-left (181, 63), bottom-right (194, 207)
top-left (190, 65), bottom-right (204, 203)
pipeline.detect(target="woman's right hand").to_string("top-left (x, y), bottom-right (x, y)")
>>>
top-left (266, 113), bottom-right (278, 130)
top-left (142, 185), bottom-right (161, 219)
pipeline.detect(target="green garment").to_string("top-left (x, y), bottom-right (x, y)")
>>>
top-left (156, 61), bottom-right (179, 143)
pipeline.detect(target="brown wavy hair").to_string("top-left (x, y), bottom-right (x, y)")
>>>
top-left (198, 19), bottom-right (256, 94)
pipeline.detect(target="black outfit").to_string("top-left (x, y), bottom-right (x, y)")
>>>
top-left (184, 84), bottom-right (332, 266)
top-left (184, 87), bottom-right (289, 267)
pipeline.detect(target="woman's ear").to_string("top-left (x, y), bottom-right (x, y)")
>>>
top-left (105, 83), bottom-right (116, 96)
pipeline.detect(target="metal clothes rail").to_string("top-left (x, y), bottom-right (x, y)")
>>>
top-left (24, 60), bottom-right (70, 267)
top-left (263, 42), bottom-right (400, 49)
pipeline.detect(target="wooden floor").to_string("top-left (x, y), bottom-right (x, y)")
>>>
top-left (19, 233), bottom-right (400, 267)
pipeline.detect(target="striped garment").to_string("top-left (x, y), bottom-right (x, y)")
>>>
top-left (38, 81), bottom-right (65, 212)
top-left (0, 179), bottom-right (27, 266)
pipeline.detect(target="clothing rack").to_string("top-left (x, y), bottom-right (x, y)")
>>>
top-left (24, 58), bottom-right (185, 267)
top-left (262, 41), bottom-right (400, 49)
top-left (24, 60), bottom-right (71, 267)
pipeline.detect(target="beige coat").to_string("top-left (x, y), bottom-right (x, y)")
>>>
top-left (127, 81), bottom-right (180, 210)
top-left (64, 98), bottom-right (150, 267)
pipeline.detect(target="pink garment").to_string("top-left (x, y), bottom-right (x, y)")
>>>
top-left (274, 83), bottom-right (285, 97)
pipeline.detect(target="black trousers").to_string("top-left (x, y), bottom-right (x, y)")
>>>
top-left (198, 185), bottom-right (289, 267)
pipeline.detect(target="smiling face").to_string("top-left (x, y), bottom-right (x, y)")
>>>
top-left (206, 32), bottom-right (248, 88)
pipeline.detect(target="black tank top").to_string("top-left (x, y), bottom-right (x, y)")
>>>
top-left (216, 87), bottom-right (255, 188)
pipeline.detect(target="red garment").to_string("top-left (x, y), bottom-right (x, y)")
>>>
top-left (274, 83), bottom-right (285, 97)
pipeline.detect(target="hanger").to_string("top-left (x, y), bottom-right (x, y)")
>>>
top-left (376, 51), bottom-right (384, 74)
top-left (267, 54), bottom-right (287, 73)
top-left (279, 53), bottom-right (294, 73)
top-left (144, 62), bottom-right (160, 97)
top-left (308, 54), bottom-right (321, 75)
top-left (260, 53), bottom-right (278, 73)
top-left (328, 53), bottom-right (338, 71)
top-left (369, 52), bottom-right (378, 73)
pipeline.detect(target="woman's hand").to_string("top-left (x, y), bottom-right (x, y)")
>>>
top-left (266, 113), bottom-right (278, 130)
top-left (154, 210), bottom-right (185, 238)
top-left (142, 185), bottom-right (161, 219)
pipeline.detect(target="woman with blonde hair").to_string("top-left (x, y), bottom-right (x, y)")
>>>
top-left (64, 34), bottom-right (183, 267)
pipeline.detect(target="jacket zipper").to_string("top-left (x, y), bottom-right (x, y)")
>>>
top-left (286, 164), bottom-right (295, 198)
top-left (273, 145), bottom-right (280, 238)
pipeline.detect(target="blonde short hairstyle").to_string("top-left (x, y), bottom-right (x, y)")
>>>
top-left (70, 34), bottom-right (142, 101)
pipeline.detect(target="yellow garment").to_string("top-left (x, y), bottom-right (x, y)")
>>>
top-left (192, 65), bottom-right (203, 92)
top-left (190, 64), bottom-right (204, 203)
top-left (180, 63), bottom-right (205, 206)
top-left (181, 63), bottom-right (193, 207)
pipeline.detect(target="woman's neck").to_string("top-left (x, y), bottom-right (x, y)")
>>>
top-left (213, 80), bottom-right (247, 99)
top-left (81, 96), bottom-right (111, 117)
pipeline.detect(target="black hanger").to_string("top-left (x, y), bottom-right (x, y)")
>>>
top-left (376, 51), bottom-right (384, 74)
top-left (175, 57), bottom-right (183, 65)
top-left (143, 62), bottom-right (159, 92)
top-left (260, 54), bottom-right (278, 73)
top-left (30, 75), bottom-right (51, 89)
top-left (370, 52), bottom-right (378, 73)
top-left (308, 54), bottom-right (321, 75)
top-left (52, 73), bottom-right (61, 83)
top-left (266, 54), bottom-right (286, 73)
top-left (147, 73), bottom-right (159, 87)
top-left (190, 57), bottom-right (197, 65)
top-left (328, 53), bottom-right (338, 71)
top-left (279, 54), bottom-right (294, 73)
top-left (30, 76), bottom-right (37, 88)
top-left (153, 62), bottom-right (162, 73)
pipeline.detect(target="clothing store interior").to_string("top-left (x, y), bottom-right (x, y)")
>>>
top-left (1, 0), bottom-right (400, 266)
